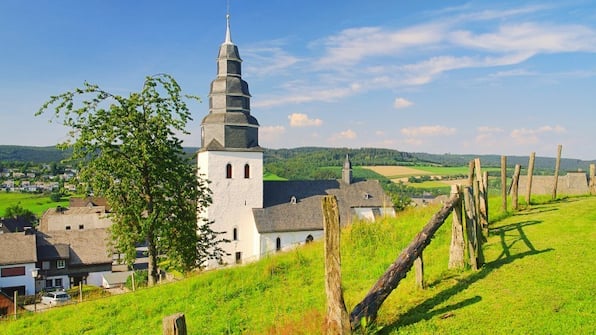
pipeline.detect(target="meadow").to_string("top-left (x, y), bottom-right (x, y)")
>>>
top-left (0, 192), bottom-right (69, 217)
top-left (2, 194), bottom-right (594, 334)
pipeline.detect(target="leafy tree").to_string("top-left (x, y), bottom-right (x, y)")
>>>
top-left (4, 203), bottom-right (37, 225)
top-left (37, 74), bottom-right (227, 285)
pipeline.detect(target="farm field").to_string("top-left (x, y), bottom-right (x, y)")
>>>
top-left (0, 192), bottom-right (69, 217)
top-left (3, 195), bottom-right (594, 334)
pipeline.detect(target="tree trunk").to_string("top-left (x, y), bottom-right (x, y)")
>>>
top-left (552, 145), bottom-right (562, 200)
top-left (511, 164), bottom-right (521, 210)
top-left (147, 233), bottom-right (159, 286)
top-left (349, 192), bottom-right (460, 330)
top-left (322, 196), bottom-right (350, 335)
top-left (526, 152), bottom-right (536, 206)
top-left (448, 185), bottom-right (465, 269)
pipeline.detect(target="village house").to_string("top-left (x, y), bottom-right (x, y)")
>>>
top-left (0, 233), bottom-right (37, 296)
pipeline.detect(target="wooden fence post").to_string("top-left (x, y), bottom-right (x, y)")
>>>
top-left (473, 159), bottom-right (488, 234)
top-left (590, 164), bottom-right (596, 195)
top-left (414, 254), bottom-right (425, 290)
top-left (526, 152), bottom-right (536, 206)
top-left (482, 171), bottom-right (489, 235)
top-left (163, 313), bottom-right (187, 335)
top-left (467, 160), bottom-right (475, 186)
top-left (501, 155), bottom-right (507, 213)
top-left (464, 186), bottom-right (479, 270)
top-left (552, 145), bottom-right (562, 200)
top-left (79, 284), bottom-right (83, 303)
top-left (511, 164), bottom-right (521, 210)
top-left (322, 195), bottom-right (350, 335)
top-left (13, 291), bottom-right (17, 320)
top-left (448, 185), bottom-right (465, 269)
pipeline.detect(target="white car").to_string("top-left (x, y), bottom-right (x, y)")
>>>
top-left (41, 291), bottom-right (71, 306)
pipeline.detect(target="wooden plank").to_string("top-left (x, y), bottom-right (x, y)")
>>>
top-left (322, 195), bottom-right (350, 335)
top-left (464, 186), bottom-right (479, 270)
top-left (349, 191), bottom-right (460, 330)
top-left (414, 255), bottom-right (425, 290)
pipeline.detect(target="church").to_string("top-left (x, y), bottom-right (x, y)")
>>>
top-left (197, 15), bottom-right (395, 266)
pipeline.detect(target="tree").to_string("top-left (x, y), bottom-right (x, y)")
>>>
top-left (4, 203), bottom-right (37, 225)
top-left (37, 74), bottom-right (227, 285)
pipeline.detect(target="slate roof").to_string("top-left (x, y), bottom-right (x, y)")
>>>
top-left (254, 179), bottom-right (391, 233)
top-left (69, 196), bottom-right (111, 211)
top-left (0, 217), bottom-right (33, 233)
top-left (36, 229), bottom-right (111, 266)
top-left (0, 233), bottom-right (37, 265)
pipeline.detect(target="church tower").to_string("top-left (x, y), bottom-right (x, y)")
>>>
top-left (342, 154), bottom-right (353, 184)
top-left (197, 14), bottom-right (263, 265)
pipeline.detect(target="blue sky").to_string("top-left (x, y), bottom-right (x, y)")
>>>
top-left (1, 1), bottom-right (595, 160)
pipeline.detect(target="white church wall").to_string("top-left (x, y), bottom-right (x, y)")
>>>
top-left (259, 230), bottom-right (323, 256)
top-left (198, 150), bottom-right (263, 266)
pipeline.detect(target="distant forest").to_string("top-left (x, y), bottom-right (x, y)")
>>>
top-left (1, 145), bottom-right (593, 177)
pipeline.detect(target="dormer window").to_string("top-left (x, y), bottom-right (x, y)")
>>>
top-left (363, 192), bottom-right (371, 200)
top-left (290, 196), bottom-right (297, 204)
top-left (226, 163), bottom-right (232, 179)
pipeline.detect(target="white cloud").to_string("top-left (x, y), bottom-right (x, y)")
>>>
top-left (394, 97), bottom-right (414, 109)
top-left (401, 125), bottom-right (457, 137)
top-left (243, 41), bottom-right (302, 77)
top-left (329, 129), bottom-right (357, 142)
top-left (477, 126), bottom-right (504, 133)
top-left (288, 113), bottom-right (323, 127)
top-left (259, 125), bottom-right (286, 143)
top-left (510, 125), bottom-right (566, 144)
top-left (253, 85), bottom-right (360, 108)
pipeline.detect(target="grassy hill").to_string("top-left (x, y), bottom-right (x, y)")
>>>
top-left (3, 195), bottom-right (594, 334)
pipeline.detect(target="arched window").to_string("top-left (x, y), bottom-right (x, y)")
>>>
top-left (226, 163), bottom-right (232, 179)
top-left (276, 237), bottom-right (281, 251)
top-left (305, 235), bottom-right (314, 243)
top-left (244, 164), bottom-right (250, 179)
top-left (233, 227), bottom-right (238, 241)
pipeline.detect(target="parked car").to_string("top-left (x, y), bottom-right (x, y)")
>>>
top-left (41, 291), bottom-right (71, 306)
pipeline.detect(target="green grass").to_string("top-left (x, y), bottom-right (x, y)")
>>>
top-left (263, 172), bottom-right (288, 181)
top-left (411, 165), bottom-right (501, 176)
top-left (3, 196), bottom-right (594, 334)
top-left (0, 192), bottom-right (70, 217)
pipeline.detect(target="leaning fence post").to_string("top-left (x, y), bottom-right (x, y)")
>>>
top-left (511, 164), bottom-right (521, 210)
top-left (322, 195), bottom-right (350, 334)
top-left (163, 313), bottom-right (187, 335)
top-left (590, 164), bottom-right (596, 195)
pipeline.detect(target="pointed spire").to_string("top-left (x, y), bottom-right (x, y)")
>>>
top-left (224, 14), bottom-right (233, 44)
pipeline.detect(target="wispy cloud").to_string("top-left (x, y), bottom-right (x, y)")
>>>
top-left (288, 113), bottom-right (323, 127)
top-left (329, 129), bottom-right (357, 142)
top-left (510, 125), bottom-right (566, 144)
top-left (401, 125), bottom-right (457, 137)
top-left (260, 125), bottom-right (286, 143)
top-left (394, 97), bottom-right (414, 109)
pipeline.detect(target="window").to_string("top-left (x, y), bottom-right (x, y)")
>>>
top-left (244, 164), bottom-right (250, 178)
top-left (57, 260), bottom-right (66, 269)
top-left (45, 279), bottom-right (53, 288)
top-left (0, 307), bottom-right (8, 317)
top-left (78, 224), bottom-right (84, 230)
top-left (235, 252), bottom-right (242, 264)
top-left (1, 266), bottom-right (25, 277)
top-left (290, 196), bottom-right (297, 204)
top-left (55, 278), bottom-right (63, 288)
top-left (226, 163), bottom-right (232, 179)
top-left (233, 227), bottom-right (238, 241)
top-left (42, 261), bottom-right (50, 270)
top-left (276, 237), bottom-right (281, 251)
top-left (65, 225), bottom-right (71, 230)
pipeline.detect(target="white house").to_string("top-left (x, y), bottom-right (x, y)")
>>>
top-left (197, 15), bottom-right (395, 267)
top-left (0, 233), bottom-right (37, 296)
